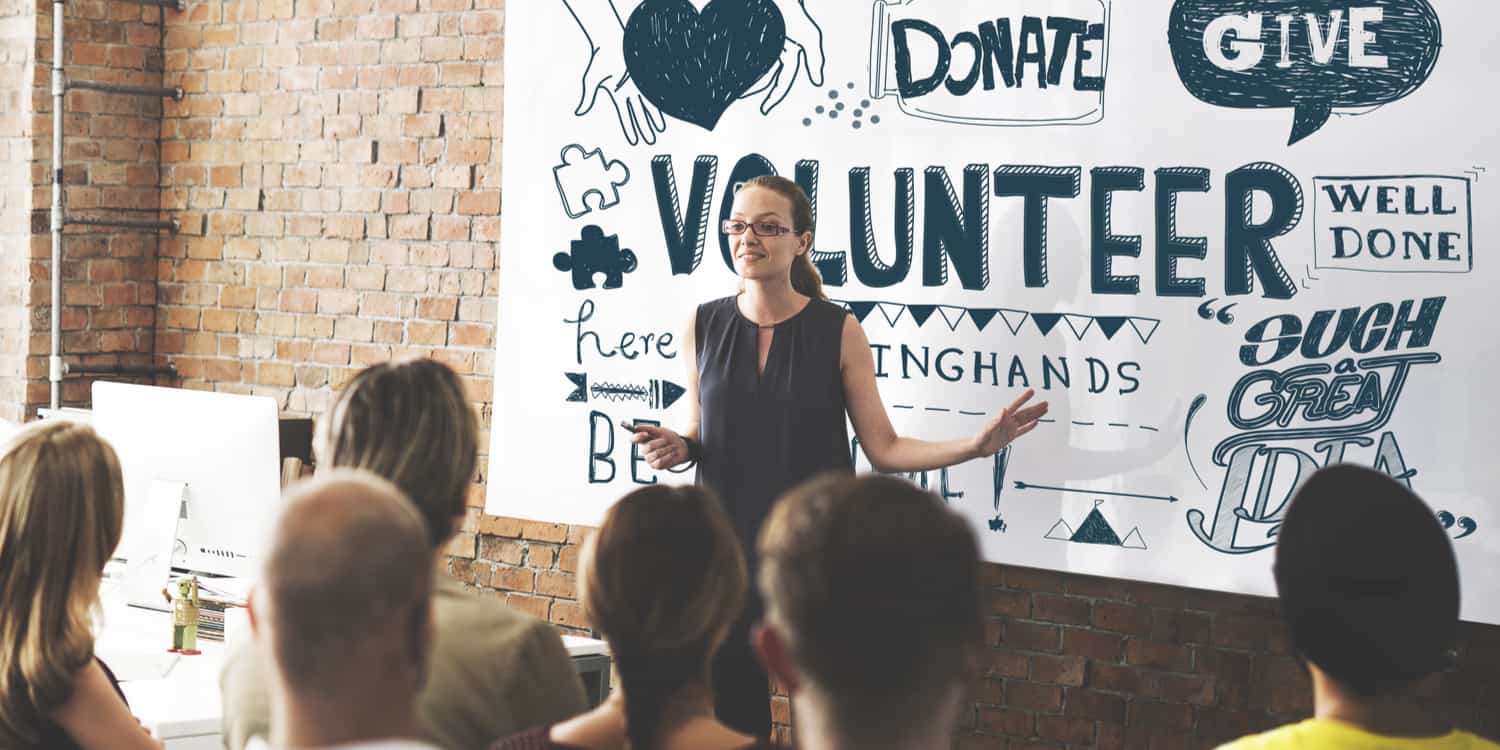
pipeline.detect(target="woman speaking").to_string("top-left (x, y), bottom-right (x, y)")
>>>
top-left (628, 175), bottom-right (1048, 737)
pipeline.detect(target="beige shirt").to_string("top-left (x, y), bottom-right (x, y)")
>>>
top-left (221, 575), bottom-right (589, 750)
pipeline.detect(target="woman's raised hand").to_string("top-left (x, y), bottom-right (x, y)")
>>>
top-left (970, 389), bottom-right (1049, 458)
top-left (623, 421), bottom-right (690, 470)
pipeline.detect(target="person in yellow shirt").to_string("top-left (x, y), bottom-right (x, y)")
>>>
top-left (1219, 465), bottom-right (1497, 750)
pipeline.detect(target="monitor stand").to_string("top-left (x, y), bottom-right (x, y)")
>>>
top-left (122, 479), bottom-right (187, 612)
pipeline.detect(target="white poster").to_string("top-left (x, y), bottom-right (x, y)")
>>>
top-left (491, 0), bottom-right (1500, 623)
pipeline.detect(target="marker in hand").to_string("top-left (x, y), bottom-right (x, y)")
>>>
top-left (619, 421), bottom-right (686, 470)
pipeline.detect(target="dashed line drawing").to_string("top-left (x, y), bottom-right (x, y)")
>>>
top-left (890, 404), bottom-right (1156, 433)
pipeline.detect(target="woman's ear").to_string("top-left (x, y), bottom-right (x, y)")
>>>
top-left (798, 231), bottom-right (813, 255)
top-left (752, 621), bottom-right (801, 694)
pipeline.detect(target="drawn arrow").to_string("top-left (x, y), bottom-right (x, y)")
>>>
top-left (1013, 480), bottom-right (1178, 503)
top-left (562, 373), bottom-right (685, 409)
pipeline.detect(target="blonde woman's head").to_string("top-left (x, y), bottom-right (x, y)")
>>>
top-left (0, 421), bottom-right (125, 745)
top-left (315, 358), bottom-right (479, 548)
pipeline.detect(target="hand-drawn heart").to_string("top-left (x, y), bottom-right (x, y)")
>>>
top-left (623, 0), bottom-right (786, 131)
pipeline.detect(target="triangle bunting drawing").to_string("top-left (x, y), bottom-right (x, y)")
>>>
top-left (1032, 312), bottom-right (1063, 337)
top-left (1128, 317), bottom-right (1161, 344)
top-left (907, 304), bottom-right (938, 327)
top-left (1063, 314), bottom-right (1094, 340)
top-left (969, 308), bottom-right (1000, 332)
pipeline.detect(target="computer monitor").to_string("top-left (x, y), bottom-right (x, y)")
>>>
top-left (92, 382), bottom-right (282, 579)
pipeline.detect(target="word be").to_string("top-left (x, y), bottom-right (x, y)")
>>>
top-left (585, 411), bottom-right (668, 485)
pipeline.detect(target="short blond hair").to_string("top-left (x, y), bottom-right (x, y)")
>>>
top-left (315, 358), bottom-right (478, 548)
top-left (260, 470), bottom-right (433, 693)
top-left (0, 422), bottom-right (125, 746)
top-left (758, 474), bottom-right (983, 740)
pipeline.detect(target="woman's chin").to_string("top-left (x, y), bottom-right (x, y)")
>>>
top-left (737, 266), bottom-right (783, 283)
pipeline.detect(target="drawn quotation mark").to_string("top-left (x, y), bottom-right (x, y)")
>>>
top-left (1197, 298), bottom-right (1237, 325)
top-left (1436, 511), bottom-right (1478, 540)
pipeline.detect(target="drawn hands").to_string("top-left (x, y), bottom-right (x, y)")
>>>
top-left (564, 0), bottom-right (666, 145)
top-left (742, 0), bottom-right (825, 114)
top-left (625, 422), bottom-right (690, 470)
top-left (971, 389), bottom-right (1050, 458)
top-left (577, 40), bottom-right (667, 146)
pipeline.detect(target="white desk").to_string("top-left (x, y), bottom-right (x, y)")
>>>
top-left (97, 590), bottom-right (230, 750)
top-left (99, 591), bottom-right (611, 749)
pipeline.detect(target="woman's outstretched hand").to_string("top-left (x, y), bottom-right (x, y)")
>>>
top-left (970, 389), bottom-right (1049, 458)
top-left (624, 421), bottom-right (690, 469)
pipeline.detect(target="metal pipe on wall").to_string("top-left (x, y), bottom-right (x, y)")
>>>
top-left (49, 0), bottom-right (63, 411)
top-left (44, 1), bottom-right (184, 411)
top-left (68, 80), bottom-right (183, 100)
top-left (67, 215), bottom-right (180, 232)
top-left (66, 363), bottom-right (179, 378)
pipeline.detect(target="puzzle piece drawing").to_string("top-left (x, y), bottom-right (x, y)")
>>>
top-left (553, 144), bottom-right (630, 218)
top-left (554, 225), bottom-right (638, 290)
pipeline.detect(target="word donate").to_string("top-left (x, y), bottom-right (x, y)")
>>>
top-left (1167, 0), bottom-right (1441, 145)
top-left (869, 0), bottom-right (1109, 127)
top-left (1314, 175), bottom-right (1472, 273)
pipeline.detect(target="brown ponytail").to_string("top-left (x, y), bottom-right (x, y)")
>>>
top-left (789, 253), bottom-right (826, 300)
top-left (581, 485), bottom-right (746, 749)
top-left (739, 175), bottom-right (826, 300)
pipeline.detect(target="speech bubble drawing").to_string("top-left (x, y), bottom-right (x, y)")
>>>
top-left (1168, 0), bottom-right (1441, 145)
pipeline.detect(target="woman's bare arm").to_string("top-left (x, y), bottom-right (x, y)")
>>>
top-left (51, 660), bottom-right (163, 750)
top-left (841, 315), bottom-right (1046, 473)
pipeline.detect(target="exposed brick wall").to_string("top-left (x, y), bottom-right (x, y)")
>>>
top-left (5, 0), bottom-right (1499, 746)
top-left (5, 0), bottom-right (165, 416)
top-left (155, 0), bottom-right (502, 413)
top-left (955, 566), bottom-right (1499, 748)
top-left (0, 0), bottom-right (33, 423)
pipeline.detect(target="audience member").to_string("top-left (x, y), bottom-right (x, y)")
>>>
top-left (0, 421), bottom-right (161, 750)
top-left (1218, 465), bottom-right (1497, 750)
top-left (491, 484), bottom-right (777, 750)
top-left (223, 359), bottom-right (587, 749)
top-left (248, 470), bottom-right (435, 749)
top-left (754, 474), bottom-right (983, 750)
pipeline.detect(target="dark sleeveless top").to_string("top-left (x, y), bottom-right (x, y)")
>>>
top-left (695, 295), bottom-right (855, 579)
top-left (34, 658), bottom-right (127, 750)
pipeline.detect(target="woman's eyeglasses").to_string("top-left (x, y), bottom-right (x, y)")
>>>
top-left (722, 220), bottom-right (796, 237)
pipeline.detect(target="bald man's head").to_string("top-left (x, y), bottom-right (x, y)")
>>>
top-left (257, 469), bottom-right (433, 695)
